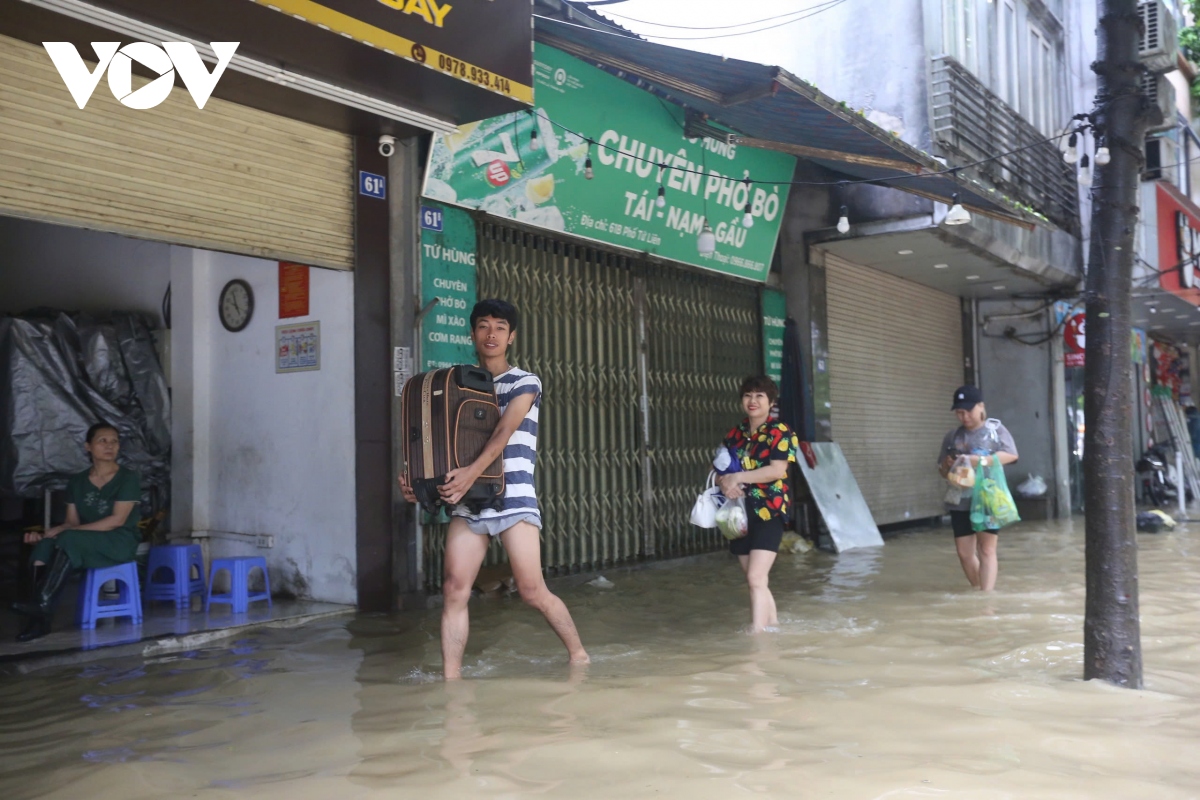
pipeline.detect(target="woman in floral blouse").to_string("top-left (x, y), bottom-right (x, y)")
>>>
top-left (718, 375), bottom-right (800, 632)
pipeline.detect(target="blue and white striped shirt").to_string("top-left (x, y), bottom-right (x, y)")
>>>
top-left (453, 367), bottom-right (542, 526)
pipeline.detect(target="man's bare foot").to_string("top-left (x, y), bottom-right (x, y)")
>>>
top-left (443, 668), bottom-right (463, 681)
top-left (569, 650), bottom-right (590, 665)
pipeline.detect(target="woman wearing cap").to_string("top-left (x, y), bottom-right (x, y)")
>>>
top-left (938, 386), bottom-right (1018, 592)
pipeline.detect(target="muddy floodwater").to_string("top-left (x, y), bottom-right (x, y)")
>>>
top-left (2, 521), bottom-right (1199, 799)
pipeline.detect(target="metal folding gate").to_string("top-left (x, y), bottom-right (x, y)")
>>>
top-left (422, 221), bottom-right (761, 591)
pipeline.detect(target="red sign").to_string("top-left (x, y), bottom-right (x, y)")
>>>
top-left (1156, 182), bottom-right (1200, 305)
top-left (1063, 312), bottom-right (1086, 368)
top-left (279, 262), bottom-right (310, 319)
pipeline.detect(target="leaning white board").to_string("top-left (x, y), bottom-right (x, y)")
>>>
top-left (796, 443), bottom-right (884, 552)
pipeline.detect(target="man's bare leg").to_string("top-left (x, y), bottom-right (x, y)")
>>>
top-left (441, 519), bottom-right (490, 680)
top-left (501, 521), bottom-right (589, 665)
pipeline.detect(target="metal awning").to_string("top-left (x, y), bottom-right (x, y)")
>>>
top-left (535, 17), bottom-right (1039, 228)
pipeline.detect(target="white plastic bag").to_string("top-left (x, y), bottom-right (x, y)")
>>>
top-left (947, 455), bottom-right (976, 489)
top-left (716, 497), bottom-right (749, 541)
top-left (690, 471), bottom-right (724, 528)
top-left (1016, 474), bottom-right (1048, 498)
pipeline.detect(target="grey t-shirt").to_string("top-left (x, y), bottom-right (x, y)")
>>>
top-left (938, 422), bottom-right (1019, 511)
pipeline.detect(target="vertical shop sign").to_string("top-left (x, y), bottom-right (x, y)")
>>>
top-left (420, 202), bottom-right (478, 369)
top-left (1132, 328), bottom-right (1146, 366)
top-left (762, 288), bottom-right (786, 385)
top-left (279, 262), bottom-right (310, 318)
top-left (1063, 312), bottom-right (1086, 368)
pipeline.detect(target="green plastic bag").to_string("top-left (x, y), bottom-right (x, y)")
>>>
top-left (970, 458), bottom-right (1021, 532)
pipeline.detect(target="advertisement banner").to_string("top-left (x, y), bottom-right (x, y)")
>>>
top-left (423, 43), bottom-right (795, 282)
top-left (762, 289), bottom-right (787, 385)
top-left (420, 202), bottom-right (478, 370)
top-left (246, 0), bottom-right (534, 103)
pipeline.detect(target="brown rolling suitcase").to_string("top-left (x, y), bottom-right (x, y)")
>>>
top-left (401, 365), bottom-right (505, 515)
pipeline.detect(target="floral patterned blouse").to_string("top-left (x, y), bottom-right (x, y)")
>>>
top-left (723, 419), bottom-right (800, 521)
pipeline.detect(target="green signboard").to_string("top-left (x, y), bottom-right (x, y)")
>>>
top-left (419, 202), bottom-right (478, 370)
top-left (422, 43), bottom-right (795, 281)
top-left (762, 288), bottom-right (787, 385)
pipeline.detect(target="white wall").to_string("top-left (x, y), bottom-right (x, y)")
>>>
top-left (172, 248), bottom-right (357, 605)
top-left (1, 215), bottom-right (358, 604)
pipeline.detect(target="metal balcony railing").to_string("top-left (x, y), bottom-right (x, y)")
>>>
top-left (931, 55), bottom-right (1079, 233)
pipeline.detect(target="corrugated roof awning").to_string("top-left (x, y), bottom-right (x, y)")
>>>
top-left (535, 17), bottom-right (1039, 229)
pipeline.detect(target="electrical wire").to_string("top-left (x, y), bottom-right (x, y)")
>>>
top-left (1142, 149), bottom-right (1200, 176)
top-left (539, 0), bottom-right (849, 41)
top-left (589, 0), bottom-right (845, 31)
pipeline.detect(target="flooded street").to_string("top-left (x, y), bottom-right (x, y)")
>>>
top-left (3, 521), bottom-right (1199, 799)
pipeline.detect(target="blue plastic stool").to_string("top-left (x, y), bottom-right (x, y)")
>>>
top-left (206, 557), bottom-right (272, 614)
top-left (144, 545), bottom-right (207, 609)
top-left (77, 562), bottom-right (143, 629)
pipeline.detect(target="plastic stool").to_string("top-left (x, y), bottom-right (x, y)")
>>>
top-left (145, 545), bottom-right (207, 609)
top-left (206, 557), bottom-right (272, 614)
top-left (77, 562), bottom-right (143, 629)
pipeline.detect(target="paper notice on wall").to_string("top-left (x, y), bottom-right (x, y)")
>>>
top-left (276, 322), bottom-right (320, 373)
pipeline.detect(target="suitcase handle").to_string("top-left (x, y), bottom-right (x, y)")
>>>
top-left (456, 365), bottom-right (495, 393)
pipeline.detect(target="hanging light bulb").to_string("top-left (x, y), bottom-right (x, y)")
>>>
top-left (740, 178), bottom-right (754, 227)
top-left (1095, 143), bottom-right (1111, 166)
top-left (837, 205), bottom-right (850, 234)
top-left (697, 219), bottom-right (716, 255)
top-left (529, 124), bottom-right (540, 152)
top-left (584, 156), bottom-right (594, 180)
top-left (944, 193), bottom-right (972, 226)
top-left (1077, 153), bottom-right (1092, 187)
top-left (1063, 132), bottom-right (1079, 165)
top-left (656, 185), bottom-right (666, 208)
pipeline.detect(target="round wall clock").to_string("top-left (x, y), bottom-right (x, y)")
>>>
top-left (219, 279), bottom-right (254, 332)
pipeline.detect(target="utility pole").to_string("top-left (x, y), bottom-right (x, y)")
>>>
top-left (1082, 0), bottom-right (1158, 688)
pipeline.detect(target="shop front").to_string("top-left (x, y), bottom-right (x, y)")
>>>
top-left (0, 0), bottom-right (533, 607)
top-left (412, 40), bottom-right (796, 589)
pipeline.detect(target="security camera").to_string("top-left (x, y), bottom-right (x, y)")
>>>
top-left (378, 135), bottom-right (396, 158)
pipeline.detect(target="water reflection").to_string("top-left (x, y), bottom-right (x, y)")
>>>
top-left (1, 521), bottom-right (1199, 798)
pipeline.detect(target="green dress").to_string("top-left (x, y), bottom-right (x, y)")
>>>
top-left (31, 467), bottom-right (142, 569)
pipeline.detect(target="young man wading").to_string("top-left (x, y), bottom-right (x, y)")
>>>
top-left (400, 299), bottom-right (589, 679)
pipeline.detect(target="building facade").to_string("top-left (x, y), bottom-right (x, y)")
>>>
top-left (0, 0), bottom-right (534, 608)
top-left (771, 0), bottom-right (1086, 524)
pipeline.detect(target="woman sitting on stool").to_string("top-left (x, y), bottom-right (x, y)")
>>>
top-left (13, 422), bottom-right (142, 642)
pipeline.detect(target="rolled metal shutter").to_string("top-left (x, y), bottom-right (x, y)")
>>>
top-left (421, 220), bottom-right (758, 591)
top-left (0, 34), bottom-right (354, 269)
top-left (824, 253), bottom-right (963, 525)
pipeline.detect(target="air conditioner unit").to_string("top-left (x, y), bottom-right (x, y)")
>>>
top-left (1142, 72), bottom-right (1178, 133)
top-left (1139, 0), bottom-right (1179, 74)
top-left (1144, 135), bottom-right (1178, 183)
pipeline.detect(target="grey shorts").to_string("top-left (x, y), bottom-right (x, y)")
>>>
top-left (456, 512), bottom-right (542, 537)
